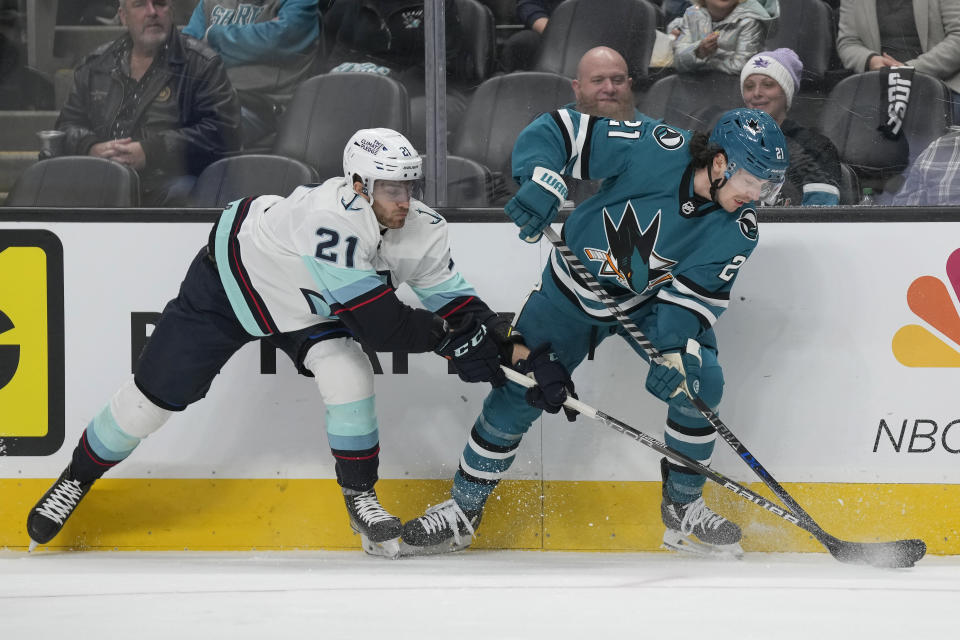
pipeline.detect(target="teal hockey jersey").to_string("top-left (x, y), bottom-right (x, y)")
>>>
top-left (513, 108), bottom-right (761, 350)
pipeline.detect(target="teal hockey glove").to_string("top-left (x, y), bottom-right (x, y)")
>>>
top-left (645, 339), bottom-right (703, 408)
top-left (504, 167), bottom-right (567, 243)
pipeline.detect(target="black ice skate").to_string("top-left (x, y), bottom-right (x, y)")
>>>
top-left (27, 466), bottom-right (94, 551)
top-left (343, 488), bottom-right (403, 558)
top-left (660, 458), bottom-right (743, 558)
top-left (400, 499), bottom-right (482, 556)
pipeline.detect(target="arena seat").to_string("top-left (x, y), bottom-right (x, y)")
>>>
top-left (273, 72), bottom-right (410, 180)
top-left (188, 155), bottom-right (319, 208)
top-left (449, 72), bottom-right (575, 204)
top-left (638, 72), bottom-right (743, 132)
top-left (5, 156), bottom-right (139, 207)
top-left (820, 70), bottom-right (953, 191)
top-left (532, 0), bottom-right (658, 82)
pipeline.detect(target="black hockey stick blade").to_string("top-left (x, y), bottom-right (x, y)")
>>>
top-left (821, 535), bottom-right (926, 569)
top-left (501, 367), bottom-right (926, 568)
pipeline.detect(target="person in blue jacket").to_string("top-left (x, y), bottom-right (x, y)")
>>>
top-left (183, 0), bottom-right (320, 146)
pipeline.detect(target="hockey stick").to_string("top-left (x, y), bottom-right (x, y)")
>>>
top-left (538, 225), bottom-right (926, 568)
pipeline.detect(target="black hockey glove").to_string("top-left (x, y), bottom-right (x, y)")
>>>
top-left (434, 314), bottom-right (507, 387)
top-left (515, 342), bottom-right (577, 422)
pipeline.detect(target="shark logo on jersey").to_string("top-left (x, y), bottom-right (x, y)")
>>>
top-left (681, 200), bottom-right (695, 215)
top-left (653, 124), bottom-right (685, 150)
top-left (737, 208), bottom-right (759, 240)
top-left (583, 203), bottom-right (677, 293)
top-left (416, 207), bottom-right (442, 224)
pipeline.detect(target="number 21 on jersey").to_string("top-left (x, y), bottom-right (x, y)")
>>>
top-left (315, 227), bottom-right (359, 268)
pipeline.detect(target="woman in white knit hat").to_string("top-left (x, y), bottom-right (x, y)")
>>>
top-left (740, 48), bottom-right (842, 206)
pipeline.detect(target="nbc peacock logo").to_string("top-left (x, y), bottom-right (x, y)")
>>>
top-left (892, 248), bottom-right (960, 366)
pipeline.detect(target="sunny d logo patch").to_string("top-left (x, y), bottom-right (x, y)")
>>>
top-left (892, 248), bottom-right (960, 366)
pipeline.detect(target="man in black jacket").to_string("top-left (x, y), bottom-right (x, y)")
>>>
top-left (53, 0), bottom-right (241, 206)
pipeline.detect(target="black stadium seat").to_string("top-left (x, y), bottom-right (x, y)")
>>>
top-left (638, 72), bottom-right (743, 132)
top-left (449, 72), bottom-right (575, 204)
top-left (188, 155), bottom-right (319, 208)
top-left (273, 72), bottom-right (411, 180)
top-left (819, 70), bottom-right (953, 191)
top-left (6, 156), bottom-right (140, 207)
top-left (533, 0), bottom-right (658, 82)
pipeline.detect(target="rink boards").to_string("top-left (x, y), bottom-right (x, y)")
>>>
top-left (1, 213), bottom-right (959, 553)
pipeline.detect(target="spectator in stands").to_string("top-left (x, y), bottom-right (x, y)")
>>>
top-left (668, 0), bottom-right (779, 74)
top-left (565, 46), bottom-right (650, 204)
top-left (323, 0), bottom-right (463, 85)
top-left (836, 0), bottom-right (960, 124)
top-left (53, 0), bottom-right (241, 206)
top-left (322, 0), bottom-right (469, 142)
top-left (740, 48), bottom-right (841, 205)
top-left (1, 0), bottom-right (54, 109)
top-left (183, 1), bottom-right (320, 148)
top-left (571, 46), bottom-right (639, 121)
top-left (500, 0), bottom-right (561, 73)
top-left (890, 127), bottom-right (960, 205)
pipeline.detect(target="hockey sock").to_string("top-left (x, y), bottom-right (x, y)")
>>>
top-left (70, 406), bottom-right (140, 483)
top-left (452, 422), bottom-right (522, 513)
top-left (331, 444), bottom-right (380, 492)
top-left (324, 396), bottom-right (380, 492)
top-left (69, 380), bottom-right (172, 484)
top-left (663, 414), bottom-right (716, 503)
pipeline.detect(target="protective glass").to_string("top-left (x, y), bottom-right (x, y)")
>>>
top-left (372, 179), bottom-right (423, 203)
top-left (725, 169), bottom-right (784, 204)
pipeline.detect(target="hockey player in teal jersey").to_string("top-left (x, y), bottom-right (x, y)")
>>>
top-left (401, 108), bottom-right (788, 556)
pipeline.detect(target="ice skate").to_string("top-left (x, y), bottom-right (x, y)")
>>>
top-left (399, 499), bottom-right (482, 556)
top-left (343, 488), bottom-right (403, 559)
top-left (27, 466), bottom-right (94, 550)
top-left (660, 459), bottom-right (743, 558)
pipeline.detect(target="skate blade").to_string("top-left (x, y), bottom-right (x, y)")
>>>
top-left (358, 534), bottom-right (401, 559)
top-left (398, 536), bottom-right (473, 557)
top-left (662, 529), bottom-right (743, 559)
top-left (28, 539), bottom-right (39, 553)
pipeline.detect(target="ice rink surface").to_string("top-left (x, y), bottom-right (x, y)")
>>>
top-left (0, 549), bottom-right (956, 639)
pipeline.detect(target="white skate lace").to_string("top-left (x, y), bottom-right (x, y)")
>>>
top-left (417, 499), bottom-right (475, 546)
top-left (351, 491), bottom-right (397, 525)
top-left (35, 479), bottom-right (85, 524)
top-left (679, 497), bottom-right (728, 536)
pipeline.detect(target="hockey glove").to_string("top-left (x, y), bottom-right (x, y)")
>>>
top-left (504, 167), bottom-right (567, 243)
top-left (435, 314), bottom-right (507, 387)
top-left (515, 342), bottom-right (578, 421)
top-left (644, 338), bottom-right (703, 409)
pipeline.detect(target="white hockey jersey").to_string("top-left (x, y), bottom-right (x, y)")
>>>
top-left (210, 177), bottom-right (479, 337)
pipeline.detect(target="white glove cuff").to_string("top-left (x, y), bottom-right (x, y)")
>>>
top-left (531, 166), bottom-right (568, 206)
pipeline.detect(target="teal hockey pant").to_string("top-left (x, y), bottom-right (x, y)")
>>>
top-left (452, 286), bottom-right (724, 512)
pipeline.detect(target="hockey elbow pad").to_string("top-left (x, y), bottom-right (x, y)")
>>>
top-left (505, 167), bottom-right (567, 243)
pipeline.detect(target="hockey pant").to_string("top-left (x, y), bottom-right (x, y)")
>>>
top-left (70, 248), bottom-right (380, 489)
top-left (452, 284), bottom-right (724, 512)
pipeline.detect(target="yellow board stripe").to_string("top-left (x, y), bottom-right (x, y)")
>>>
top-left (2, 479), bottom-right (957, 554)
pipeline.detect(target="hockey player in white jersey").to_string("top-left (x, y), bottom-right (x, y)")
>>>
top-left (26, 128), bottom-right (572, 557)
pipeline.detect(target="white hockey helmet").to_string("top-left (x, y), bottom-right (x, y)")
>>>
top-left (343, 128), bottom-right (422, 200)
